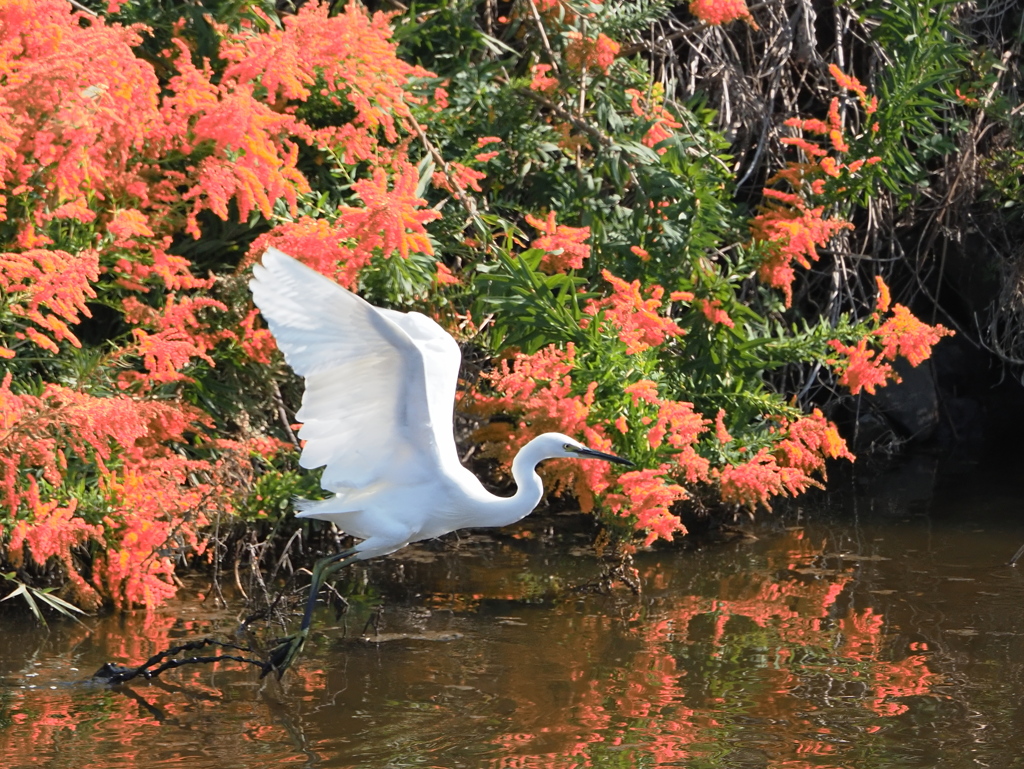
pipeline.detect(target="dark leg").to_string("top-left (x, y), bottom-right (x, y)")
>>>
top-left (1010, 542), bottom-right (1024, 567)
top-left (264, 547), bottom-right (360, 677)
top-left (362, 602), bottom-right (384, 636)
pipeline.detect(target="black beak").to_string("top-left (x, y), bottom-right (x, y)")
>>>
top-left (576, 446), bottom-right (634, 467)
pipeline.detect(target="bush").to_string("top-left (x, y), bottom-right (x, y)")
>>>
top-left (0, 0), bottom-right (966, 612)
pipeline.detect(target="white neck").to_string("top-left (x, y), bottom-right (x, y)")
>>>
top-left (472, 437), bottom-right (551, 529)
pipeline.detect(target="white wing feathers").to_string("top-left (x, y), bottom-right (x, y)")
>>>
top-left (249, 247), bottom-right (463, 492)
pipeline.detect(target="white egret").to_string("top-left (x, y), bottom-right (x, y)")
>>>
top-left (249, 247), bottom-right (631, 674)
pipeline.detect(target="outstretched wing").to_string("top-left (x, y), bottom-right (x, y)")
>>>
top-left (249, 247), bottom-right (462, 492)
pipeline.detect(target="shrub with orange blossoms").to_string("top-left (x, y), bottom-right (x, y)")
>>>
top-left (752, 66), bottom-right (885, 307)
top-left (7, 486), bottom-right (103, 608)
top-left (775, 409), bottom-right (855, 475)
top-left (529, 64), bottom-right (560, 94)
top-left (695, 298), bottom-right (735, 328)
top-left (0, 0), bottom-right (447, 613)
top-left (719, 448), bottom-right (819, 510)
top-left (340, 165), bottom-right (442, 260)
top-left (432, 162), bottom-right (487, 195)
top-left (876, 304), bottom-right (954, 366)
top-left (219, 1), bottom-right (432, 147)
top-left (0, 374), bottom-right (220, 609)
top-left (604, 467), bottom-right (689, 545)
top-left (715, 408), bottom-right (854, 509)
top-left (827, 338), bottom-right (895, 395)
top-left (0, 0), bottom-right (161, 229)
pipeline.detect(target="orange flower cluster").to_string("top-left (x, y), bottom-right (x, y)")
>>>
top-left (604, 467), bottom-right (689, 545)
top-left (626, 88), bottom-right (683, 153)
top-left (529, 63), bottom-right (560, 94)
top-left (719, 448), bottom-right (816, 509)
top-left (719, 409), bottom-right (853, 510)
top-left (689, 0), bottom-right (756, 27)
top-left (219, 0), bottom-right (431, 149)
top-left (828, 279), bottom-right (953, 395)
top-left (0, 374), bottom-right (217, 609)
top-left (827, 338), bottom-right (894, 395)
top-left (750, 190), bottom-right (853, 307)
top-left (877, 304), bottom-right (953, 366)
top-left (340, 166), bottom-right (442, 260)
top-left (525, 211), bottom-right (592, 272)
top-left (564, 32), bottom-right (620, 74)
top-left (432, 161), bottom-right (487, 195)
top-left (695, 298), bottom-right (735, 328)
top-left (583, 271), bottom-right (685, 353)
top-left (7, 489), bottom-right (102, 607)
top-left (0, 249), bottom-right (99, 356)
top-left (776, 408), bottom-right (855, 473)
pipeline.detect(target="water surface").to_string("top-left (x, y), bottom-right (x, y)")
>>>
top-left (3, 453), bottom-right (1024, 768)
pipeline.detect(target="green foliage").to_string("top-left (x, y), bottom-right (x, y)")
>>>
top-left (2, 0), bottom-right (999, 611)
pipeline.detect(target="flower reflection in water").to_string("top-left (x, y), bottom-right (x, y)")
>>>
top-left (0, 526), bottom-right (953, 769)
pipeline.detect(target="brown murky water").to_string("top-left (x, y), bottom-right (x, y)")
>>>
top-left (3, 453), bottom-right (1024, 768)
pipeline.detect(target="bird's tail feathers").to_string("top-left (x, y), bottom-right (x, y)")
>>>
top-left (292, 496), bottom-right (355, 519)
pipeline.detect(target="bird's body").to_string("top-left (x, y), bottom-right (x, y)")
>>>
top-left (249, 247), bottom-right (630, 674)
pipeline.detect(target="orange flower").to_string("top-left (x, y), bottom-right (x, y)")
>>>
top-left (828, 64), bottom-right (868, 99)
top-left (751, 195), bottom-right (853, 307)
top-left (775, 409), bottom-right (854, 475)
top-left (529, 63), bottom-right (559, 94)
top-left (625, 379), bottom-right (660, 405)
top-left (584, 271), bottom-right (684, 353)
top-left (720, 448), bottom-right (818, 510)
top-left (696, 298), bottom-right (735, 328)
top-left (875, 305), bottom-right (953, 366)
top-left (340, 164), bottom-right (442, 259)
top-left (874, 276), bottom-right (891, 314)
top-left (715, 409), bottom-right (732, 444)
top-left (689, 0), bottom-right (756, 27)
top-left (435, 261), bottom-right (460, 286)
top-left (626, 88), bottom-right (682, 153)
top-left (605, 467), bottom-right (689, 546)
top-left (649, 399), bottom-right (709, 456)
top-left (565, 32), bottom-right (620, 74)
top-left (237, 308), bottom-right (277, 364)
top-left (827, 338), bottom-right (895, 395)
top-left (525, 211), bottom-right (591, 272)
top-left (433, 162), bottom-right (487, 194)
top-left (0, 249), bottom-right (100, 355)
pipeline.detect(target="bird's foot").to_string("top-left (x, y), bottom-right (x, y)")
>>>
top-left (262, 628), bottom-right (309, 679)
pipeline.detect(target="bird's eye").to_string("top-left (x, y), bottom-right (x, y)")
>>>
top-left (563, 443), bottom-right (576, 452)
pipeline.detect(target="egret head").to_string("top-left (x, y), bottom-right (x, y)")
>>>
top-left (532, 432), bottom-right (633, 466)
